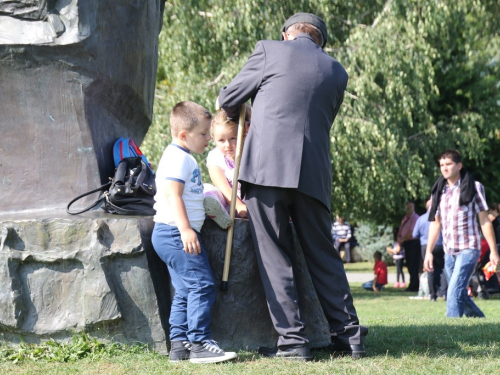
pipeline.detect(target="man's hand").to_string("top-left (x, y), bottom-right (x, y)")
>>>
top-left (180, 228), bottom-right (201, 255)
top-left (423, 252), bottom-right (434, 272)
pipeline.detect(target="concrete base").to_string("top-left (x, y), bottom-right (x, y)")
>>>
top-left (0, 212), bottom-right (330, 351)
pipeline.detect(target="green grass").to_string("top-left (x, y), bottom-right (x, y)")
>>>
top-left (2, 272), bottom-right (500, 374)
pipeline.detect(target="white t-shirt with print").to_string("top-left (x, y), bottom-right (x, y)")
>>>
top-left (206, 147), bottom-right (241, 199)
top-left (154, 144), bottom-right (205, 232)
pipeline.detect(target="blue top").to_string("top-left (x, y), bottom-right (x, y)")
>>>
top-left (412, 211), bottom-right (443, 246)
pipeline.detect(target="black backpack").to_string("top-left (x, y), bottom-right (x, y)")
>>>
top-left (67, 156), bottom-right (156, 216)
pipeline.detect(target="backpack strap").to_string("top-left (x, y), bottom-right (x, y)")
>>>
top-left (66, 182), bottom-right (112, 215)
top-left (113, 137), bottom-right (130, 168)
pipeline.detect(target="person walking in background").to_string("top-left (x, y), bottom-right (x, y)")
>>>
top-left (362, 251), bottom-right (388, 292)
top-left (397, 201), bottom-right (420, 291)
top-left (413, 200), bottom-right (445, 301)
top-left (424, 150), bottom-right (499, 318)
top-left (218, 12), bottom-right (368, 360)
top-left (332, 216), bottom-right (353, 263)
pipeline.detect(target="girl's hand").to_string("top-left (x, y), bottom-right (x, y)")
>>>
top-left (236, 203), bottom-right (248, 218)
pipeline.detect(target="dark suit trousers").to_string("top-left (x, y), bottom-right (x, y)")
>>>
top-left (404, 239), bottom-right (421, 291)
top-left (245, 183), bottom-right (364, 348)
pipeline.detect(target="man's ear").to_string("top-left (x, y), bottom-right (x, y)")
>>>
top-left (458, 162), bottom-right (463, 170)
top-left (282, 31), bottom-right (289, 40)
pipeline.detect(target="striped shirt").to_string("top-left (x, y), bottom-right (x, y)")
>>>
top-left (331, 221), bottom-right (352, 240)
top-left (435, 179), bottom-right (488, 255)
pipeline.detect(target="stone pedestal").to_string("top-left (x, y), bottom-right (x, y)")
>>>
top-left (0, 212), bottom-right (170, 352)
top-left (0, 213), bottom-right (330, 351)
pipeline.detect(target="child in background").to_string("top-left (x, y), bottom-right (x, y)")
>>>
top-left (386, 241), bottom-right (406, 288)
top-left (151, 101), bottom-right (237, 364)
top-left (362, 251), bottom-right (388, 292)
top-left (203, 105), bottom-right (251, 229)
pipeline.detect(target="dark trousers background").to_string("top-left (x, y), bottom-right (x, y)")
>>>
top-left (404, 239), bottom-right (421, 291)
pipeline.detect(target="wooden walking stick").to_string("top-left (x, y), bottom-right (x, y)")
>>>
top-left (216, 99), bottom-right (246, 291)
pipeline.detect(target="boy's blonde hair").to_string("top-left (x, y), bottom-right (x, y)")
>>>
top-left (170, 101), bottom-right (212, 137)
top-left (211, 104), bottom-right (252, 134)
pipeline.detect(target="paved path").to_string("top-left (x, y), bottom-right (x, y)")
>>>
top-left (345, 271), bottom-right (398, 284)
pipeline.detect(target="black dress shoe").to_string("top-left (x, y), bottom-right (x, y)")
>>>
top-left (328, 342), bottom-right (366, 359)
top-left (258, 344), bottom-right (312, 361)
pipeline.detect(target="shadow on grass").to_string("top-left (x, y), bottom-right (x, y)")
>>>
top-left (348, 283), bottom-right (420, 299)
top-left (363, 321), bottom-right (500, 358)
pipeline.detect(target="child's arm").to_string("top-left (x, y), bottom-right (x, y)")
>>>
top-left (208, 165), bottom-right (247, 218)
top-left (165, 180), bottom-right (201, 255)
top-left (372, 273), bottom-right (379, 292)
top-left (393, 243), bottom-right (401, 254)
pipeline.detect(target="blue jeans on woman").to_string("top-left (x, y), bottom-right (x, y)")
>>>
top-left (444, 249), bottom-right (484, 318)
top-left (152, 223), bottom-right (216, 342)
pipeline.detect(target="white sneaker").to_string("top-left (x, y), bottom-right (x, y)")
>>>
top-left (189, 339), bottom-right (238, 364)
top-left (204, 196), bottom-right (232, 229)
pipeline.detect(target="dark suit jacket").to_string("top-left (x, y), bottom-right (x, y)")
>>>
top-left (218, 33), bottom-right (348, 210)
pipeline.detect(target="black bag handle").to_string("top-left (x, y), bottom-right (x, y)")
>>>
top-left (66, 182), bottom-right (112, 215)
top-left (103, 194), bottom-right (152, 215)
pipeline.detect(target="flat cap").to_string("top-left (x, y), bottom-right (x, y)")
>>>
top-left (281, 12), bottom-right (327, 48)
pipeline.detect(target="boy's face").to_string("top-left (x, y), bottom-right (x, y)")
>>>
top-left (183, 118), bottom-right (212, 154)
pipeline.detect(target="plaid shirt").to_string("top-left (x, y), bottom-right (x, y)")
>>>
top-left (435, 179), bottom-right (487, 255)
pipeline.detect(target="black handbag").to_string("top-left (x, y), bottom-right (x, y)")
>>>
top-left (67, 156), bottom-right (156, 216)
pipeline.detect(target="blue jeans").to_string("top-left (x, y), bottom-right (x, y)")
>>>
top-left (362, 280), bottom-right (384, 291)
top-left (152, 223), bottom-right (215, 341)
top-left (444, 249), bottom-right (484, 318)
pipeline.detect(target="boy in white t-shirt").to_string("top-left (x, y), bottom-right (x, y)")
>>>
top-left (152, 101), bottom-right (237, 364)
top-left (203, 106), bottom-right (251, 229)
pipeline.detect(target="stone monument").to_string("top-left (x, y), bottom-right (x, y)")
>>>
top-left (0, 0), bottom-right (173, 351)
top-left (0, 0), bottom-right (165, 214)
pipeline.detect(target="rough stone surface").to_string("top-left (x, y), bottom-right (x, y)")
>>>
top-left (0, 214), bottom-right (331, 351)
top-left (0, 0), bottom-right (165, 213)
top-left (201, 218), bottom-right (330, 350)
top-left (0, 213), bottom-right (169, 352)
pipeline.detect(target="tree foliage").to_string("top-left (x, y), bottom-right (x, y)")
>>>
top-left (334, 0), bottom-right (500, 224)
top-left (142, 0), bottom-right (500, 225)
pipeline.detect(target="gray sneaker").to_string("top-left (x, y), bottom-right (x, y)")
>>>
top-left (204, 196), bottom-right (232, 229)
top-left (169, 340), bottom-right (191, 362)
top-left (189, 339), bottom-right (238, 364)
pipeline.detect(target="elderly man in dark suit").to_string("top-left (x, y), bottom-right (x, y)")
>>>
top-left (218, 13), bottom-right (368, 360)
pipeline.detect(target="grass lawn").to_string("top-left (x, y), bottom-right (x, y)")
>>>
top-left (2, 264), bottom-right (500, 374)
